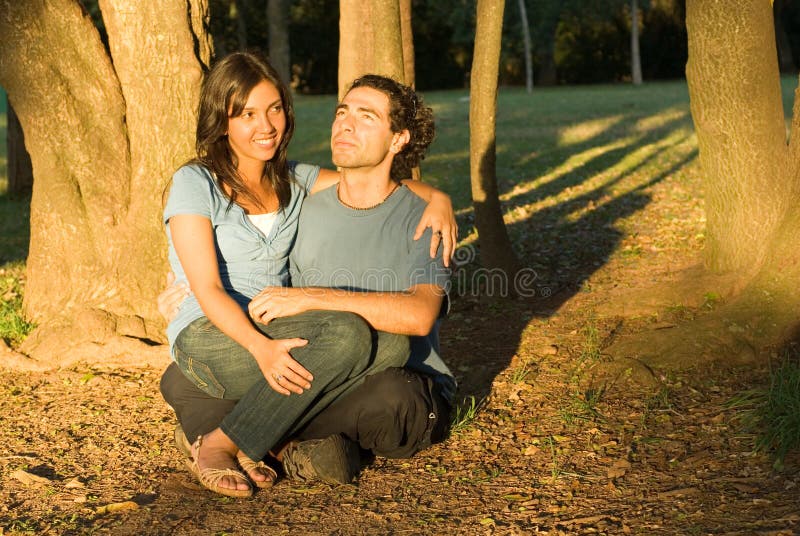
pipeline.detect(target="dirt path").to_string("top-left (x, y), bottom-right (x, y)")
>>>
top-left (3, 151), bottom-right (800, 535)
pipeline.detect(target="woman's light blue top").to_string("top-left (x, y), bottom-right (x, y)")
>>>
top-left (163, 162), bottom-right (319, 354)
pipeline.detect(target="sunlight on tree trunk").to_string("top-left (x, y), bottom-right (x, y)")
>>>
top-left (470, 0), bottom-right (520, 277)
top-left (338, 0), bottom-right (405, 98)
top-left (631, 0), bottom-right (642, 85)
top-left (686, 0), bottom-right (788, 275)
top-left (517, 0), bottom-right (533, 93)
top-left (0, 0), bottom-right (209, 368)
top-left (400, 0), bottom-right (415, 88)
top-left (605, 0), bottom-right (800, 371)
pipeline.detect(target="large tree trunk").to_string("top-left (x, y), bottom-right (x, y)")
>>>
top-left (267, 0), bottom-right (291, 86)
top-left (686, 0), bottom-right (788, 275)
top-left (338, 0), bottom-right (406, 97)
top-left (470, 0), bottom-right (520, 277)
top-left (630, 0), bottom-right (642, 85)
top-left (604, 0), bottom-right (800, 373)
top-left (6, 102), bottom-right (33, 197)
top-left (0, 0), bottom-right (210, 369)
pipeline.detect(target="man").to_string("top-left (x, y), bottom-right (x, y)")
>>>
top-left (160, 74), bottom-right (455, 483)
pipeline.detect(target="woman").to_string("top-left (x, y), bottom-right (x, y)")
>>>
top-left (163, 52), bottom-right (456, 497)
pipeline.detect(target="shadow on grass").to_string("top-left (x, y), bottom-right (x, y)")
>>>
top-left (433, 84), bottom-right (699, 407)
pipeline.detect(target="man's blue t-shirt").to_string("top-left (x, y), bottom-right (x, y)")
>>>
top-left (289, 184), bottom-right (456, 403)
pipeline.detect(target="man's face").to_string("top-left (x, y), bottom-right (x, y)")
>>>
top-left (331, 86), bottom-right (404, 171)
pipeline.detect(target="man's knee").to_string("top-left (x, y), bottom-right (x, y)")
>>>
top-left (360, 368), bottom-right (449, 458)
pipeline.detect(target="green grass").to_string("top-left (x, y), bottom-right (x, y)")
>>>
top-left (291, 81), bottom-right (699, 212)
top-left (450, 395), bottom-right (484, 434)
top-left (0, 260), bottom-right (34, 346)
top-left (2, 76), bottom-right (799, 345)
top-left (0, 84), bottom-right (35, 346)
top-left (729, 352), bottom-right (800, 468)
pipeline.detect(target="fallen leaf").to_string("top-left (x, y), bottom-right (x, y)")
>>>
top-left (10, 470), bottom-right (51, 487)
top-left (607, 459), bottom-right (631, 479)
top-left (64, 477), bottom-right (85, 489)
top-left (502, 493), bottom-right (531, 501)
top-left (95, 501), bottom-right (139, 515)
top-left (523, 445), bottom-right (540, 456)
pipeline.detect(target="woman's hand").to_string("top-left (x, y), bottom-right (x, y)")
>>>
top-left (157, 271), bottom-right (191, 323)
top-left (249, 287), bottom-right (310, 324)
top-left (413, 191), bottom-right (458, 266)
top-left (248, 336), bottom-right (313, 396)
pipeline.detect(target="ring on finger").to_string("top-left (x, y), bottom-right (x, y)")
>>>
top-left (273, 373), bottom-right (283, 382)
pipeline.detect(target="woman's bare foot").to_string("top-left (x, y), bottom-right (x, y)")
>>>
top-left (236, 451), bottom-right (277, 488)
top-left (190, 428), bottom-right (251, 496)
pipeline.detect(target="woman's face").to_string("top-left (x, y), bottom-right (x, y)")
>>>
top-left (227, 80), bottom-right (286, 170)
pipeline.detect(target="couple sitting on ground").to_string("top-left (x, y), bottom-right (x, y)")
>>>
top-left (158, 51), bottom-right (457, 497)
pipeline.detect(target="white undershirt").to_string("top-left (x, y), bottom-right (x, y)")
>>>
top-left (247, 211), bottom-right (279, 236)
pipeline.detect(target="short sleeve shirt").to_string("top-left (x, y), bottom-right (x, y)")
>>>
top-left (289, 184), bottom-right (456, 401)
top-left (163, 162), bottom-right (319, 352)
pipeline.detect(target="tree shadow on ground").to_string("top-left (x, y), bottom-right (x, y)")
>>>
top-left (440, 101), bottom-right (698, 409)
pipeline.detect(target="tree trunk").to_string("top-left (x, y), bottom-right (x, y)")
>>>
top-left (631, 0), bottom-right (643, 85)
top-left (604, 0), bottom-right (800, 370)
top-left (686, 0), bottom-right (788, 275)
top-left (517, 0), bottom-right (533, 93)
top-left (0, 0), bottom-right (210, 369)
top-left (399, 0), bottom-right (415, 88)
top-left (6, 101), bottom-right (33, 197)
top-left (267, 0), bottom-right (291, 86)
top-left (470, 0), bottom-right (520, 277)
top-left (338, 0), bottom-right (405, 98)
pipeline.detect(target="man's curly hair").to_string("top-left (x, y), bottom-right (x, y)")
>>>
top-left (347, 75), bottom-right (435, 181)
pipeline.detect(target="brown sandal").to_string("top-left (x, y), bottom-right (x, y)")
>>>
top-left (236, 451), bottom-right (277, 489)
top-left (188, 435), bottom-right (253, 498)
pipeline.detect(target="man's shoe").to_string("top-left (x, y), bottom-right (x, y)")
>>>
top-left (282, 434), bottom-right (360, 485)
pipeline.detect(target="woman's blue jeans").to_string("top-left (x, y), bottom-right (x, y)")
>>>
top-left (173, 310), bottom-right (409, 460)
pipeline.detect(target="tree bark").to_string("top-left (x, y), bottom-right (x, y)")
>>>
top-left (399, 0), bottom-right (415, 88)
top-left (6, 101), bottom-right (33, 197)
top-left (517, 0), bottom-right (533, 92)
top-left (470, 0), bottom-right (520, 278)
top-left (0, 0), bottom-right (209, 368)
top-left (686, 0), bottom-right (788, 275)
top-left (631, 0), bottom-right (643, 85)
top-left (604, 0), bottom-right (800, 370)
top-left (267, 0), bottom-right (291, 86)
top-left (338, 0), bottom-right (405, 98)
